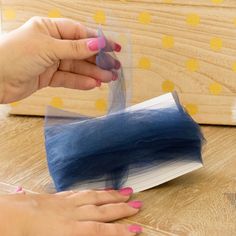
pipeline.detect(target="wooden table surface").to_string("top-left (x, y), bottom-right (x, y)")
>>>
top-left (0, 115), bottom-right (235, 235)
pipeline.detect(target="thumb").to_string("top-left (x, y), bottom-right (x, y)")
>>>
top-left (51, 37), bottom-right (106, 60)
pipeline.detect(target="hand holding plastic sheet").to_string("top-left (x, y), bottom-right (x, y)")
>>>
top-left (44, 29), bottom-right (205, 193)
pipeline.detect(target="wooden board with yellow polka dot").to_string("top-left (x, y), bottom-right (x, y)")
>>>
top-left (1, 0), bottom-right (236, 125)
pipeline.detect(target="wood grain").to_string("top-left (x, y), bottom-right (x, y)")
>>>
top-left (1, 0), bottom-right (236, 125)
top-left (0, 116), bottom-right (235, 235)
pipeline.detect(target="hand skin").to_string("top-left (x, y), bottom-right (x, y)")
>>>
top-left (0, 17), bottom-right (120, 104)
top-left (0, 189), bottom-right (142, 236)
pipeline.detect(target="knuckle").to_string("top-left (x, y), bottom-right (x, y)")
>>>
top-left (70, 40), bottom-right (83, 55)
top-left (27, 16), bottom-right (49, 32)
top-left (84, 190), bottom-right (100, 202)
top-left (29, 16), bottom-right (46, 26)
top-left (118, 202), bottom-right (130, 211)
top-left (97, 206), bottom-right (107, 215)
top-left (108, 190), bottom-right (125, 200)
top-left (29, 16), bottom-right (42, 23)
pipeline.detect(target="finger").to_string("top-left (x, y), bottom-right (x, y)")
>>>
top-left (56, 191), bottom-right (75, 196)
top-left (51, 37), bottom-right (105, 60)
top-left (34, 17), bottom-right (97, 40)
top-left (15, 186), bottom-right (23, 192)
top-left (59, 60), bottom-right (118, 82)
top-left (96, 51), bottom-right (121, 70)
top-left (74, 201), bottom-right (142, 222)
top-left (104, 38), bottom-right (122, 53)
top-left (87, 53), bottom-right (121, 70)
top-left (49, 71), bottom-right (99, 90)
top-left (70, 222), bottom-right (143, 236)
top-left (12, 186), bottom-right (26, 195)
top-left (16, 190), bottom-right (26, 195)
top-left (86, 55), bottom-right (96, 64)
top-left (68, 188), bottom-right (133, 206)
top-left (51, 18), bottom-right (122, 52)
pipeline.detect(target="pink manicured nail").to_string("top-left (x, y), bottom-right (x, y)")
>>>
top-left (114, 60), bottom-right (121, 70)
top-left (119, 187), bottom-right (133, 196)
top-left (16, 186), bottom-right (23, 192)
top-left (114, 43), bottom-right (122, 52)
top-left (112, 72), bottom-right (118, 81)
top-left (128, 201), bottom-right (143, 209)
top-left (128, 225), bottom-right (143, 233)
top-left (112, 75), bottom-right (117, 81)
top-left (87, 37), bottom-right (106, 51)
top-left (96, 80), bottom-right (102, 87)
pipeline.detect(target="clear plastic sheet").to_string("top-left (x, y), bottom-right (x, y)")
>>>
top-left (96, 27), bottom-right (128, 113)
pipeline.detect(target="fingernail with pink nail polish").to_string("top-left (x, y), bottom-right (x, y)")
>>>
top-left (96, 80), bottom-right (102, 87)
top-left (112, 72), bottom-right (118, 81)
top-left (87, 37), bottom-right (106, 51)
top-left (128, 201), bottom-right (143, 209)
top-left (16, 186), bottom-right (23, 192)
top-left (114, 43), bottom-right (122, 52)
top-left (114, 60), bottom-right (121, 70)
top-left (128, 225), bottom-right (143, 234)
top-left (119, 187), bottom-right (133, 196)
top-left (112, 75), bottom-right (117, 81)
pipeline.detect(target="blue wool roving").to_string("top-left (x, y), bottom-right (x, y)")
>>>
top-left (45, 93), bottom-right (205, 192)
top-left (44, 28), bottom-right (205, 192)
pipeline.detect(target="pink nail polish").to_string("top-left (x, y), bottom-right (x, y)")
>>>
top-left (114, 60), bottom-right (121, 70)
top-left (128, 201), bottom-right (143, 209)
top-left (119, 187), bottom-right (133, 196)
top-left (112, 72), bottom-right (118, 81)
top-left (114, 43), bottom-right (122, 52)
top-left (112, 75), bottom-right (117, 81)
top-left (128, 225), bottom-right (143, 234)
top-left (16, 186), bottom-right (23, 192)
top-left (87, 37), bottom-right (106, 51)
top-left (96, 80), bottom-right (102, 87)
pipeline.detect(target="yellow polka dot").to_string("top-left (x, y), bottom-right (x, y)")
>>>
top-left (211, 0), bottom-right (224, 3)
top-left (186, 58), bottom-right (199, 72)
top-left (162, 35), bottom-right (174, 49)
top-left (3, 9), bottom-right (16, 20)
top-left (95, 98), bottom-right (107, 112)
top-left (163, 0), bottom-right (173, 3)
top-left (210, 37), bottom-right (223, 51)
top-left (10, 101), bottom-right (20, 107)
top-left (209, 82), bottom-right (222, 95)
top-left (234, 18), bottom-right (236, 26)
top-left (138, 12), bottom-right (152, 24)
top-left (94, 10), bottom-right (106, 25)
top-left (138, 57), bottom-right (151, 69)
top-left (50, 97), bottom-right (63, 109)
top-left (48, 9), bottom-right (62, 18)
top-left (162, 80), bottom-right (175, 92)
top-left (232, 62), bottom-right (236, 72)
top-left (186, 14), bottom-right (200, 26)
top-left (185, 104), bottom-right (198, 116)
